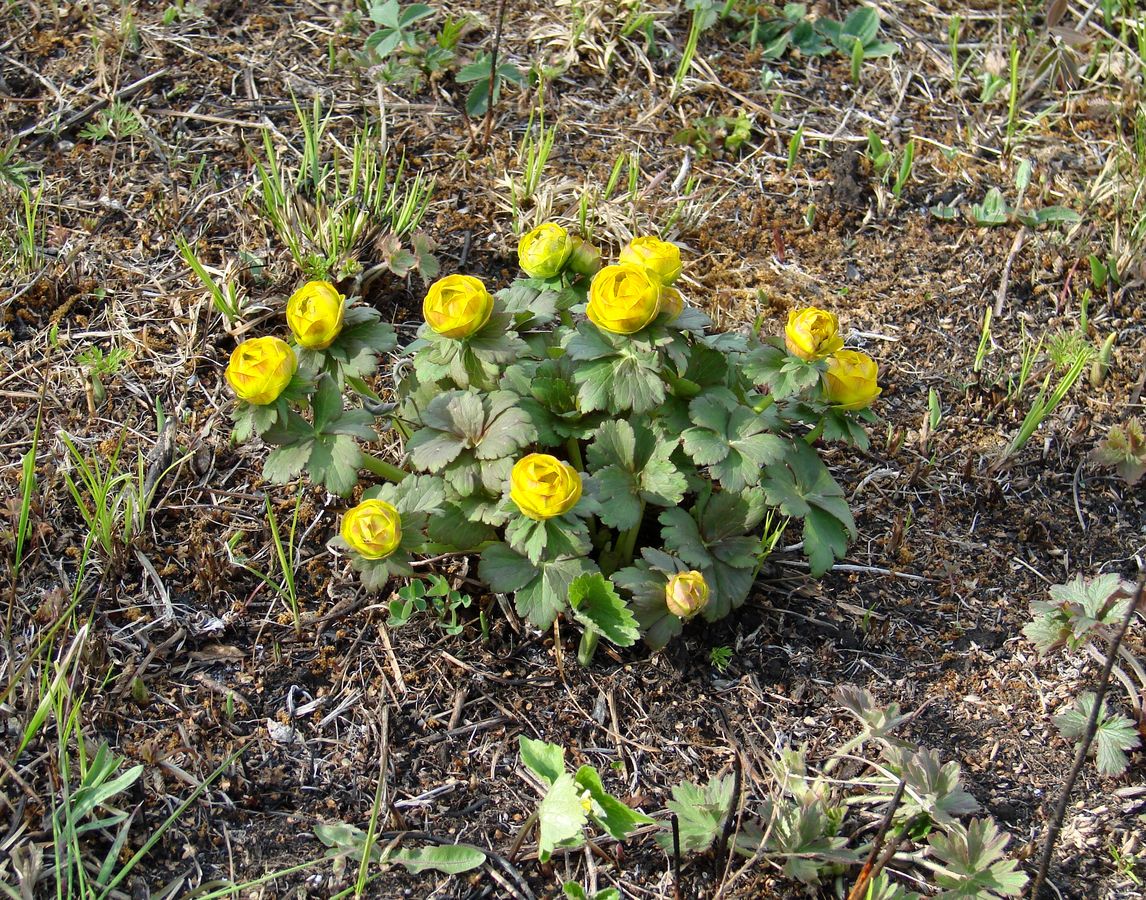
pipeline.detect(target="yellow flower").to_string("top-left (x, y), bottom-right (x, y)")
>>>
top-left (423, 274), bottom-right (494, 339)
top-left (518, 223), bottom-right (573, 279)
top-left (824, 349), bottom-right (882, 410)
top-left (225, 336), bottom-right (296, 406)
top-left (586, 264), bottom-right (662, 335)
top-left (510, 453), bottom-right (583, 520)
top-left (286, 280), bottom-right (345, 349)
top-left (665, 570), bottom-right (709, 619)
top-left (659, 286), bottom-right (683, 321)
top-left (785, 307), bottom-right (843, 361)
top-left (340, 499), bottom-right (402, 560)
top-left (619, 236), bottom-right (682, 285)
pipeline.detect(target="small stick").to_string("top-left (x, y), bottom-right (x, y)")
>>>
top-left (846, 777), bottom-right (907, 900)
top-left (1030, 576), bottom-right (1145, 899)
top-left (481, 0), bottom-right (509, 147)
top-left (671, 813), bottom-right (683, 900)
top-left (994, 227), bottom-right (1027, 318)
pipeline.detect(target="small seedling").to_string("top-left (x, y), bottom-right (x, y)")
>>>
top-left (389, 574), bottom-right (472, 635)
top-left (709, 645), bottom-right (733, 672)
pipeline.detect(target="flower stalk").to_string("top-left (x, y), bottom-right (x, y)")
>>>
top-left (360, 454), bottom-right (408, 483)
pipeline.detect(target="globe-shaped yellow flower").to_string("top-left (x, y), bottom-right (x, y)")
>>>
top-left (665, 570), bottom-right (709, 619)
top-left (619, 236), bottom-right (682, 285)
top-left (510, 454), bottom-right (583, 520)
top-left (224, 336), bottom-right (297, 406)
top-left (423, 274), bottom-right (494, 339)
top-left (340, 499), bottom-right (402, 560)
top-left (586, 264), bottom-right (662, 335)
top-left (286, 280), bottom-right (345, 349)
top-left (785, 307), bottom-right (843, 361)
top-left (824, 349), bottom-right (882, 410)
top-left (518, 223), bottom-right (573, 279)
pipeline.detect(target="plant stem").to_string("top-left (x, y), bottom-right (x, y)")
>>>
top-left (577, 629), bottom-right (599, 667)
top-left (614, 500), bottom-right (646, 571)
top-left (565, 437), bottom-right (584, 471)
top-left (804, 420), bottom-right (826, 444)
top-left (361, 453), bottom-right (407, 483)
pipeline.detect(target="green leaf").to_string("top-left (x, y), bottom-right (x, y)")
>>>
top-left (654, 775), bottom-right (735, 853)
top-left (515, 556), bottom-right (595, 627)
top-left (586, 420), bottom-right (637, 470)
top-left (803, 506), bottom-right (850, 576)
top-left (519, 735), bottom-right (566, 787)
top-left (1054, 692), bottom-right (1140, 776)
top-left (309, 434), bottom-right (361, 496)
top-left (568, 573), bottom-right (640, 648)
top-left (575, 350), bottom-right (665, 415)
top-left (928, 818), bottom-right (1028, 897)
top-left (389, 844), bottom-right (485, 875)
top-left (478, 545), bottom-right (593, 627)
top-left (407, 429), bottom-right (465, 471)
top-left (537, 773), bottom-right (588, 862)
top-left (593, 466), bottom-right (643, 531)
top-left (613, 561), bottom-right (682, 650)
top-left (479, 543), bottom-right (538, 593)
top-left (311, 375), bottom-right (342, 432)
top-left (573, 765), bottom-right (654, 841)
top-left (263, 441), bottom-right (312, 484)
top-left (681, 427), bottom-right (729, 465)
top-left (743, 344), bottom-right (824, 398)
top-left (427, 503), bottom-right (497, 551)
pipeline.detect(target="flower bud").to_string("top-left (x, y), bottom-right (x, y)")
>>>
top-left (824, 349), bottom-right (882, 410)
top-left (619, 236), bottom-right (682, 285)
top-left (586, 264), bottom-right (662, 335)
top-left (785, 307), bottom-right (843, 361)
top-left (225, 336), bottom-right (297, 406)
top-left (340, 498), bottom-right (402, 559)
top-left (665, 570), bottom-right (709, 619)
top-left (568, 237), bottom-right (601, 276)
top-left (286, 280), bottom-right (345, 349)
top-left (659, 286), bottom-right (683, 321)
top-left (423, 274), bottom-right (494, 339)
top-left (518, 223), bottom-right (574, 279)
top-left (510, 453), bottom-right (583, 520)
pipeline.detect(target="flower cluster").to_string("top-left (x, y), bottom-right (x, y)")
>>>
top-left (227, 224), bottom-right (880, 662)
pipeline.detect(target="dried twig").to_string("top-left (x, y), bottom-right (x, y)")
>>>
top-left (847, 777), bottom-right (908, 900)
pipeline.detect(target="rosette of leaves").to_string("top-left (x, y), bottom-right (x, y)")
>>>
top-left (501, 357), bottom-right (598, 444)
top-left (329, 475), bottom-right (446, 590)
top-left (259, 374), bottom-right (378, 495)
top-left (405, 388), bottom-right (536, 507)
top-left (296, 302), bottom-right (397, 390)
top-left (410, 307), bottom-right (528, 389)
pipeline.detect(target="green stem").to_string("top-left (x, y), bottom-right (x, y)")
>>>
top-left (577, 629), bottom-right (599, 667)
top-left (390, 416), bottom-right (412, 441)
top-left (361, 453), bottom-right (407, 483)
top-left (565, 437), bottom-right (584, 471)
top-left (613, 499), bottom-right (646, 572)
top-left (804, 421), bottom-right (825, 444)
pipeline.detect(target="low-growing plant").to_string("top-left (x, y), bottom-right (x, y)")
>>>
top-left (227, 226), bottom-right (880, 661)
top-left (746, 4), bottom-right (896, 69)
top-left (389, 573), bottom-right (472, 634)
top-left (663, 687), bottom-right (1026, 897)
top-left (1024, 573), bottom-right (1144, 775)
top-left (1094, 419), bottom-right (1146, 484)
top-left (253, 96), bottom-right (436, 281)
top-left (516, 735), bottom-right (654, 861)
top-left (672, 112), bottom-right (753, 158)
